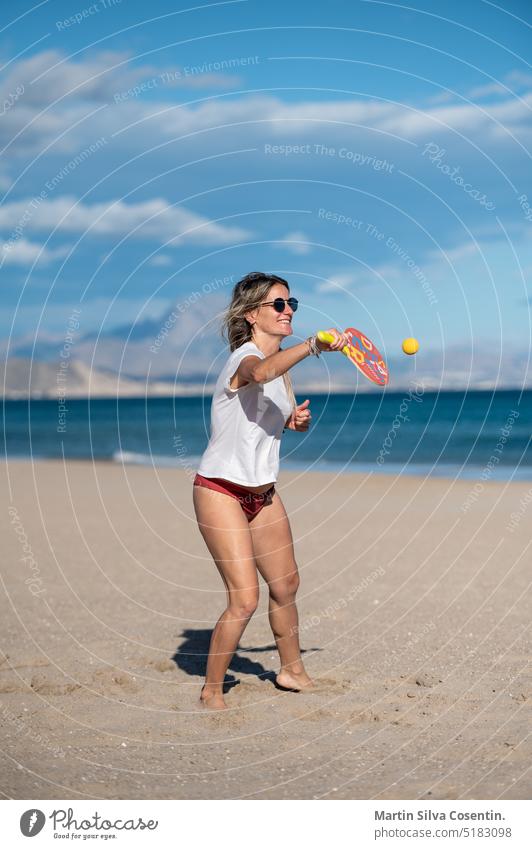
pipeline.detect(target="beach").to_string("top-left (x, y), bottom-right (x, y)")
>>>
top-left (1, 458), bottom-right (530, 800)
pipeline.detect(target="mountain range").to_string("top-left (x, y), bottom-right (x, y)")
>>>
top-left (2, 296), bottom-right (530, 397)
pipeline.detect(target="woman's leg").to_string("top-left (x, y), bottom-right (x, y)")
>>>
top-left (193, 485), bottom-right (259, 710)
top-left (249, 491), bottom-right (315, 691)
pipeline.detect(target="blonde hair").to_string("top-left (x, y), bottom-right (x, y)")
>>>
top-left (221, 271), bottom-right (297, 414)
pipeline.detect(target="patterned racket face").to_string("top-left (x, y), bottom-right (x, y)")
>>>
top-left (344, 327), bottom-right (388, 386)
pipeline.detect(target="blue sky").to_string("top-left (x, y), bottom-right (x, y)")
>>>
top-left (1, 0), bottom-right (531, 384)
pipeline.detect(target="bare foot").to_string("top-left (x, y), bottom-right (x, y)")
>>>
top-left (199, 688), bottom-right (228, 710)
top-left (275, 670), bottom-right (316, 692)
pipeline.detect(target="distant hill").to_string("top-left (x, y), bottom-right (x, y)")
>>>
top-left (0, 357), bottom-right (212, 399)
top-left (5, 295), bottom-right (227, 381)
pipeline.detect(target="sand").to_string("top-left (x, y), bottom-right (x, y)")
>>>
top-left (1, 459), bottom-right (530, 800)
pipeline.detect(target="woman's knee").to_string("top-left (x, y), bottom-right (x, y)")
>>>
top-left (269, 568), bottom-right (300, 603)
top-left (228, 591), bottom-right (259, 620)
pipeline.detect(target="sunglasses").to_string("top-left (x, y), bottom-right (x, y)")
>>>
top-left (260, 297), bottom-right (299, 313)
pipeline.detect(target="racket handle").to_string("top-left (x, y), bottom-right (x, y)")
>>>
top-left (317, 330), bottom-right (350, 355)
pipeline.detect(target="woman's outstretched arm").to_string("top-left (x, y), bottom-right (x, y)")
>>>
top-left (234, 328), bottom-right (348, 388)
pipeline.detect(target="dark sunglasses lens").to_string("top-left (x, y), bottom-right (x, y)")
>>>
top-left (272, 297), bottom-right (298, 312)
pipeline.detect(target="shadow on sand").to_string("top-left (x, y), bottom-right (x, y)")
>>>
top-left (172, 628), bottom-right (319, 693)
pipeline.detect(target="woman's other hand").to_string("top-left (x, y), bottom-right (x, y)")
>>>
top-left (286, 399), bottom-right (311, 432)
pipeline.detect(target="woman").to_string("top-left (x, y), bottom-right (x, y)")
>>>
top-left (193, 271), bottom-right (348, 710)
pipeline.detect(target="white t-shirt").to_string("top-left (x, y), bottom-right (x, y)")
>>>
top-left (197, 341), bottom-right (293, 486)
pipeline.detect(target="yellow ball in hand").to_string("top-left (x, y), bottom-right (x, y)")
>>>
top-left (402, 337), bottom-right (419, 355)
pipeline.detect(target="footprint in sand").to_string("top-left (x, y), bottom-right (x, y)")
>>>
top-left (0, 675), bottom-right (24, 693)
top-left (349, 708), bottom-right (381, 724)
top-left (197, 707), bottom-right (250, 728)
top-left (149, 659), bottom-right (176, 673)
top-left (0, 658), bottom-right (53, 692)
top-left (30, 673), bottom-right (81, 696)
top-left (349, 701), bottom-right (416, 727)
top-left (413, 672), bottom-right (443, 688)
top-left (305, 676), bottom-right (354, 695)
top-left (90, 668), bottom-right (140, 694)
top-left (0, 657), bottom-right (50, 671)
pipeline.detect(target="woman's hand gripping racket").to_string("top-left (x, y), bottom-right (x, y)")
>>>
top-left (317, 328), bottom-right (389, 386)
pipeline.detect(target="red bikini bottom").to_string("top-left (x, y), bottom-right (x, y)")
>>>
top-left (193, 473), bottom-right (275, 522)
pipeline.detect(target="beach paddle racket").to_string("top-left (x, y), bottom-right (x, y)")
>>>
top-left (317, 328), bottom-right (389, 386)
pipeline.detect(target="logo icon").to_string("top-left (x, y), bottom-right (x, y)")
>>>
top-left (20, 809), bottom-right (45, 837)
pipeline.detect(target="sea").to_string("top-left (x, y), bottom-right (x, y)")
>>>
top-left (3, 389), bottom-right (531, 481)
top-left (3, 386), bottom-right (532, 481)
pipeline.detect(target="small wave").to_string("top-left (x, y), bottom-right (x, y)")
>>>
top-left (112, 450), bottom-right (202, 469)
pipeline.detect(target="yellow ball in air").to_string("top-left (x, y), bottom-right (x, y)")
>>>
top-left (402, 337), bottom-right (419, 355)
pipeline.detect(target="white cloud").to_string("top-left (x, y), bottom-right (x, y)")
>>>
top-left (427, 91), bottom-right (458, 105)
top-left (0, 238), bottom-right (69, 266)
top-left (148, 254), bottom-right (173, 266)
top-left (504, 70), bottom-right (532, 88)
top-left (2, 49), bottom-right (531, 167)
top-left (0, 196), bottom-right (251, 245)
top-left (467, 83), bottom-right (508, 99)
top-left (377, 95), bottom-right (531, 137)
top-left (151, 91), bottom-right (532, 141)
top-left (1, 49), bottom-right (239, 108)
top-left (465, 69), bottom-right (532, 101)
top-left (276, 231), bottom-right (312, 254)
top-left (315, 271), bottom-right (363, 293)
top-left (428, 242), bottom-right (480, 263)
top-left (0, 49), bottom-right (242, 156)
top-left (315, 262), bottom-right (402, 293)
